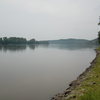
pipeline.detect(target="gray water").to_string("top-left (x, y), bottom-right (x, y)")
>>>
top-left (0, 44), bottom-right (96, 100)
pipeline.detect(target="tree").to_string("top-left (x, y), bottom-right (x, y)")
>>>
top-left (98, 17), bottom-right (100, 44)
top-left (28, 39), bottom-right (35, 44)
top-left (0, 37), bottom-right (37, 45)
top-left (98, 31), bottom-right (100, 43)
top-left (0, 38), bottom-right (3, 44)
top-left (3, 37), bottom-right (8, 44)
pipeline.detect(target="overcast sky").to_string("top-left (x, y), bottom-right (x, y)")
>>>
top-left (0, 0), bottom-right (100, 40)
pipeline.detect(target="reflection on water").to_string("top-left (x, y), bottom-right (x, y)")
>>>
top-left (0, 44), bottom-right (97, 100)
top-left (0, 45), bottom-right (35, 52)
top-left (48, 44), bottom-right (98, 50)
top-left (0, 43), bottom-right (98, 52)
top-left (0, 45), bottom-right (27, 52)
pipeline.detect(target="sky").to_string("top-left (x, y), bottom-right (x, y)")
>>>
top-left (0, 0), bottom-right (100, 40)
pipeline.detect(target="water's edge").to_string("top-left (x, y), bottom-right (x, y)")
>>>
top-left (51, 49), bottom-right (98, 100)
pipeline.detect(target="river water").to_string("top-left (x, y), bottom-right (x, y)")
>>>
top-left (0, 44), bottom-right (96, 100)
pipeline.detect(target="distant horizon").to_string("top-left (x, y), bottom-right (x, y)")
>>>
top-left (0, 36), bottom-right (97, 41)
top-left (0, 0), bottom-right (100, 40)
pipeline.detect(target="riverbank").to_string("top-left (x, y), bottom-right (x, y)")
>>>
top-left (51, 47), bottom-right (100, 100)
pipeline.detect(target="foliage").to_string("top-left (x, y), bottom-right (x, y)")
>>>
top-left (27, 39), bottom-right (35, 44)
top-left (0, 37), bottom-right (36, 44)
top-left (98, 31), bottom-right (100, 44)
top-left (98, 22), bottom-right (100, 25)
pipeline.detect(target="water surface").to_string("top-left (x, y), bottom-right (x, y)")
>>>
top-left (0, 44), bottom-right (96, 100)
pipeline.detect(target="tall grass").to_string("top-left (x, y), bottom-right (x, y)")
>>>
top-left (79, 89), bottom-right (100, 100)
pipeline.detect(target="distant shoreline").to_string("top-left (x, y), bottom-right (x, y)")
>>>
top-left (0, 37), bottom-right (98, 45)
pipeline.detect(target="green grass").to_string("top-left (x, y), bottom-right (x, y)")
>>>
top-left (79, 89), bottom-right (100, 100)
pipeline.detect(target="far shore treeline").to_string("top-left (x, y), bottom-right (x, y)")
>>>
top-left (0, 37), bottom-right (49, 45)
top-left (0, 36), bottom-right (99, 45)
top-left (0, 37), bottom-right (38, 45)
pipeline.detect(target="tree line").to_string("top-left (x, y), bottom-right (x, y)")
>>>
top-left (98, 19), bottom-right (100, 44)
top-left (98, 31), bottom-right (100, 44)
top-left (0, 37), bottom-right (36, 45)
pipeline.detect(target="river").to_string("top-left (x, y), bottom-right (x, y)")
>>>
top-left (0, 44), bottom-right (96, 100)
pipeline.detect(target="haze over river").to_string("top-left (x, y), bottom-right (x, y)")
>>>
top-left (0, 44), bottom-right (96, 100)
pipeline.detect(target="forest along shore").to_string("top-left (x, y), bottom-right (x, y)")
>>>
top-left (51, 47), bottom-right (100, 100)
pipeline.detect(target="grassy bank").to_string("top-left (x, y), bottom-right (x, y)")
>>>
top-left (52, 47), bottom-right (100, 100)
top-left (63, 47), bottom-right (100, 100)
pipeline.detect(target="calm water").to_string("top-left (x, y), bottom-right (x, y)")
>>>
top-left (0, 44), bottom-right (96, 100)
